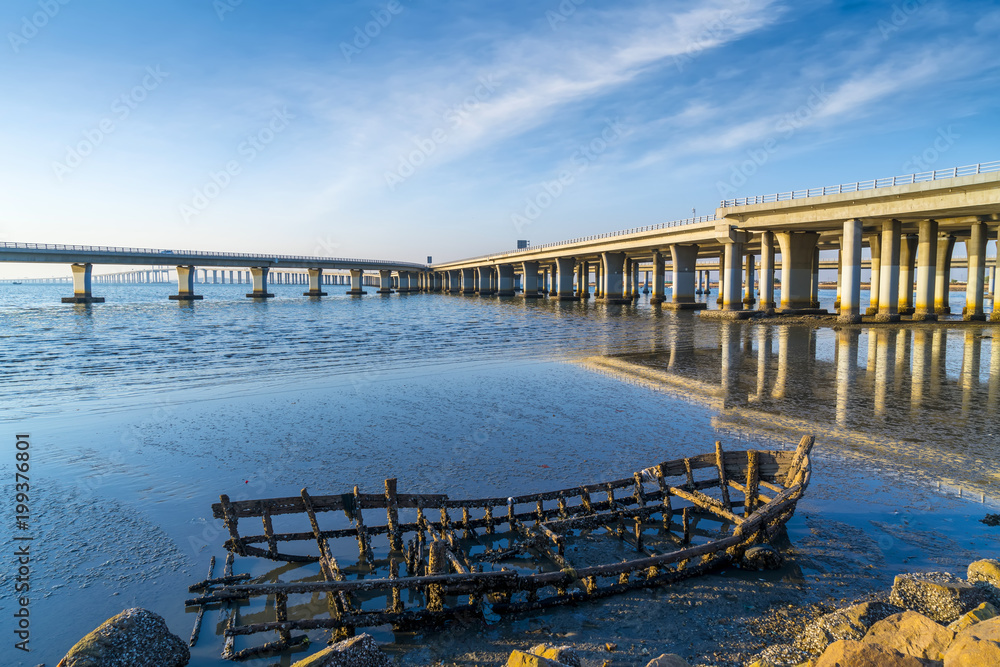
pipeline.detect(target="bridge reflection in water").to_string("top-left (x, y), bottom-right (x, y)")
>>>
top-left (581, 322), bottom-right (1000, 497)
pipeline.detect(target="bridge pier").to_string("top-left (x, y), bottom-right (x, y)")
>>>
top-left (520, 261), bottom-right (540, 298)
top-left (743, 253), bottom-right (756, 306)
top-left (776, 231), bottom-right (821, 314)
top-left (477, 266), bottom-right (495, 295)
top-left (898, 234), bottom-right (917, 314)
top-left (913, 220), bottom-right (939, 321)
top-left (497, 264), bottom-right (515, 296)
top-left (934, 233), bottom-right (956, 314)
top-left (62, 263), bottom-right (105, 303)
top-left (598, 252), bottom-right (629, 304)
top-left (649, 250), bottom-right (665, 304)
top-left (460, 268), bottom-right (475, 295)
top-left (246, 266), bottom-right (274, 298)
top-left (303, 268), bottom-right (328, 296)
top-left (347, 269), bottom-right (367, 295)
top-left (964, 222), bottom-right (987, 321)
top-left (875, 219), bottom-right (901, 323)
top-left (169, 265), bottom-right (204, 301)
top-left (760, 231), bottom-right (775, 311)
top-left (554, 257), bottom-right (577, 300)
top-left (838, 219), bottom-right (863, 323)
top-left (378, 270), bottom-right (393, 294)
top-left (666, 244), bottom-right (704, 310)
top-left (866, 233), bottom-right (881, 315)
top-left (578, 260), bottom-right (590, 299)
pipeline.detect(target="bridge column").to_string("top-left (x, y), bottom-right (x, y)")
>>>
top-left (721, 240), bottom-right (744, 312)
top-left (838, 219), bottom-right (863, 323)
top-left (169, 265), bottom-right (204, 301)
top-left (743, 253), bottom-right (756, 306)
top-left (593, 261), bottom-right (602, 298)
top-left (875, 219), bottom-right (901, 322)
top-left (775, 231), bottom-right (820, 312)
top-left (760, 231), bottom-right (775, 310)
top-left (554, 257), bottom-right (577, 300)
top-left (622, 259), bottom-right (633, 299)
top-left (246, 266), bottom-right (274, 298)
top-left (62, 263), bottom-right (105, 303)
top-left (600, 251), bottom-right (629, 304)
top-left (898, 234), bottom-right (917, 314)
top-left (378, 269), bottom-right (393, 294)
top-left (434, 272), bottom-right (443, 292)
top-left (497, 264), bottom-right (515, 296)
top-left (631, 260), bottom-right (640, 300)
top-left (521, 261), bottom-right (540, 298)
top-left (477, 266), bottom-right (495, 295)
top-left (576, 261), bottom-right (590, 299)
top-left (649, 251), bottom-right (666, 304)
top-left (934, 233), bottom-right (956, 314)
top-left (304, 268), bottom-right (328, 296)
top-left (913, 220), bottom-right (939, 321)
top-left (811, 246), bottom-right (821, 308)
top-left (964, 222), bottom-right (987, 321)
top-left (716, 251), bottom-right (724, 305)
top-left (666, 245), bottom-right (703, 310)
top-left (460, 268), bottom-right (475, 295)
top-left (347, 269), bottom-right (367, 295)
top-left (866, 234), bottom-right (881, 315)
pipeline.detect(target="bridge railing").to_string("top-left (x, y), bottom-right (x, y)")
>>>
top-left (435, 214), bottom-right (718, 267)
top-left (0, 242), bottom-right (426, 269)
top-left (720, 160), bottom-right (1000, 207)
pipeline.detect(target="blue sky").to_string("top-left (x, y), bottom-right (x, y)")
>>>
top-left (1, 0), bottom-right (999, 277)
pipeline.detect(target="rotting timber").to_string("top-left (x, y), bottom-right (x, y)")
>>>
top-left (186, 436), bottom-right (815, 660)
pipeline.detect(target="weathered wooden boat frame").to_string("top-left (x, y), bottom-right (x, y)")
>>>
top-left (187, 436), bottom-right (814, 660)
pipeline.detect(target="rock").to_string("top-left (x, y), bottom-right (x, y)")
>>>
top-left (506, 650), bottom-right (565, 667)
top-left (948, 602), bottom-right (998, 633)
top-left (748, 643), bottom-right (814, 666)
top-left (888, 572), bottom-right (990, 623)
top-left (291, 634), bottom-right (389, 667)
top-left (862, 610), bottom-right (954, 661)
top-left (967, 559), bottom-right (1000, 603)
top-left (644, 654), bottom-right (689, 667)
top-left (56, 608), bottom-right (188, 667)
top-left (795, 601), bottom-right (903, 654)
top-left (943, 617), bottom-right (1000, 666)
top-left (743, 545), bottom-right (784, 570)
top-left (604, 642), bottom-right (617, 652)
top-left (813, 639), bottom-right (927, 667)
top-left (529, 644), bottom-right (581, 667)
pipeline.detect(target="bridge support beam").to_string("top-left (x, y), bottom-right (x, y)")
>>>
top-left (743, 253), bottom-right (756, 306)
top-left (521, 261), bottom-right (540, 298)
top-left (169, 265), bottom-right (203, 301)
top-left (460, 268), bottom-right (475, 295)
top-left (721, 240), bottom-right (746, 313)
top-left (62, 263), bottom-right (105, 303)
top-left (913, 219), bottom-right (939, 321)
top-left (630, 259), bottom-right (640, 300)
top-left (898, 234), bottom-right (917, 314)
top-left (445, 270), bottom-right (458, 293)
top-left (497, 264), bottom-right (515, 296)
top-left (304, 268), bottom-right (328, 296)
top-left (666, 245), bottom-right (704, 310)
top-left (347, 269), bottom-right (367, 295)
top-left (760, 231), bottom-right (775, 310)
top-left (964, 222), bottom-right (987, 321)
top-left (600, 252), bottom-right (629, 304)
top-left (555, 257), bottom-right (578, 300)
top-left (649, 250), bottom-right (666, 304)
top-left (875, 219), bottom-right (901, 322)
top-left (593, 261), bottom-right (602, 298)
top-left (378, 270), bottom-right (394, 294)
top-left (776, 231), bottom-right (821, 313)
top-left (866, 234), bottom-right (881, 315)
top-left (477, 267), bottom-right (495, 295)
top-left (246, 266), bottom-right (274, 298)
top-left (577, 260), bottom-right (590, 299)
top-left (934, 233), bottom-right (956, 314)
top-left (838, 219), bottom-right (862, 323)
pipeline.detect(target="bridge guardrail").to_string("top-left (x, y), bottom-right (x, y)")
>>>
top-left (435, 214), bottom-right (718, 267)
top-left (720, 160), bottom-right (1000, 207)
top-left (0, 242), bottom-right (427, 269)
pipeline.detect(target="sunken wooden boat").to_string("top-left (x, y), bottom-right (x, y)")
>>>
top-left (187, 435), bottom-right (814, 660)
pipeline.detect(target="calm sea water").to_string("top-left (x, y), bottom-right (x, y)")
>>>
top-left (1, 283), bottom-right (997, 666)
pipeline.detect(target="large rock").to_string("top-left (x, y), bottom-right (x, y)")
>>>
top-left (889, 572), bottom-right (990, 623)
top-left (862, 610), bottom-right (954, 661)
top-left (795, 601), bottom-right (902, 654)
top-left (948, 602), bottom-right (998, 633)
top-left (506, 650), bottom-right (565, 667)
top-left (743, 545), bottom-right (784, 570)
top-left (967, 559), bottom-right (1000, 603)
top-left (813, 639), bottom-right (927, 667)
top-left (943, 616), bottom-right (1000, 666)
top-left (644, 654), bottom-right (689, 667)
top-left (291, 634), bottom-right (389, 667)
top-left (529, 644), bottom-right (581, 667)
top-left (57, 608), bottom-right (189, 667)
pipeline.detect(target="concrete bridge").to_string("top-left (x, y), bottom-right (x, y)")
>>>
top-left (0, 243), bottom-right (426, 303)
top-left (429, 161), bottom-right (1000, 322)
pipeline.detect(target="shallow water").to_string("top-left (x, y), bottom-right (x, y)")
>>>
top-left (1, 283), bottom-right (997, 666)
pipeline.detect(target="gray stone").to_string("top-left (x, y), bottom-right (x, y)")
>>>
top-left (291, 634), bottom-right (389, 667)
top-left (56, 608), bottom-right (188, 667)
top-left (742, 545), bottom-right (783, 570)
top-left (748, 643), bottom-right (813, 666)
top-left (529, 644), bottom-right (581, 667)
top-left (889, 572), bottom-right (991, 623)
top-left (795, 600), bottom-right (902, 654)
